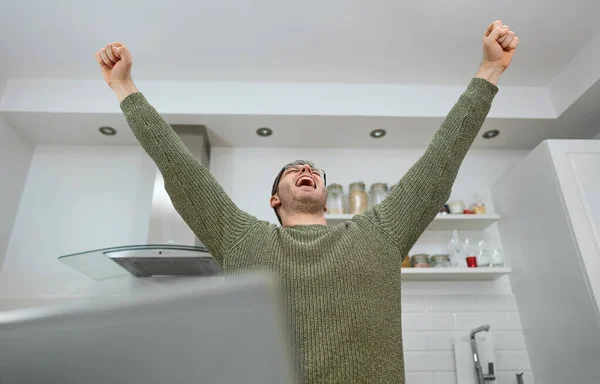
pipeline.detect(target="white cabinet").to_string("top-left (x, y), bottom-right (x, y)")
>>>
top-left (492, 140), bottom-right (600, 384)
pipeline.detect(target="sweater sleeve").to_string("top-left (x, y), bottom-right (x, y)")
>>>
top-left (360, 78), bottom-right (498, 256)
top-left (120, 92), bottom-right (257, 264)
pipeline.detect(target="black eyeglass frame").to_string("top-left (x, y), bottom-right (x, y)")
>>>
top-left (271, 165), bottom-right (327, 196)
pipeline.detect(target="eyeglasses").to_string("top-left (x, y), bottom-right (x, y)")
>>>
top-left (283, 165), bottom-right (327, 185)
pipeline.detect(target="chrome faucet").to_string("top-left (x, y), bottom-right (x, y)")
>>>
top-left (470, 325), bottom-right (495, 383)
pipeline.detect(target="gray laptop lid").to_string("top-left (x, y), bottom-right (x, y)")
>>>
top-left (0, 274), bottom-right (297, 384)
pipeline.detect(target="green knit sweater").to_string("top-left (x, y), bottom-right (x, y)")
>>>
top-left (120, 78), bottom-right (498, 383)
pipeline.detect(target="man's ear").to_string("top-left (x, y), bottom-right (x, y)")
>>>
top-left (324, 205), bottom-right (327, 213)
top-left (270, 195), bottom-right (281, 208)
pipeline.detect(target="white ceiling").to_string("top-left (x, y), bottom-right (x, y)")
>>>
top-left (1, 0), bottom-right (599, 86)
top-left (3, 84), bottom-right (598, 149)
top-left (1, 0), bottom-right (600, 149)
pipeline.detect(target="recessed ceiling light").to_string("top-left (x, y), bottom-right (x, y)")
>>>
top-left (482, 129), bottom-right (500, 139)
top-left (370, 129), bottom-right (386, 138)
top-left (99, 126), bottom-right (117, 136)
top-left (256, 127), bottom-right (273, 137)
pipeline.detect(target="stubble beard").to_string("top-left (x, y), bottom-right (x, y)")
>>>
top-left (280, 185), bottom-right (327, 216)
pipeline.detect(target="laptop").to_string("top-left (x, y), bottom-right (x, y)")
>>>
top-left (0, 274), bottom-right (297, 384)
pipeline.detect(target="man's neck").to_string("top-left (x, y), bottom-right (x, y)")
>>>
top-left (281, 212), bottom-right (327, 227)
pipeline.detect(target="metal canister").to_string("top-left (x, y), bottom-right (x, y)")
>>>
top-left (410, 254), bottom-right (430, 268)
top-left (430, 254), bottom-right (451, 268)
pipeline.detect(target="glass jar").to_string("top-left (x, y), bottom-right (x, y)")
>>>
top-left (348, 182), bottom-right (368, 214)
top-left (326, 184), bottom-right (345, 215)
top-left (430, 254), bottom-right (451, 268)
top-left (410, 254), bottom-right (430, 268)
top-left (476, 240), bottom-right (488, 266)
top-left (489, 249), bottom-right (505, 267)
top-left (369, 183), bottom-right (389, 207)
top-left (472, 193), bottom-right (487, 214)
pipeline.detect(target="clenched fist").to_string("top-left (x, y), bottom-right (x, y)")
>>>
top-left (95, 42), bottom-right (137, 101)
top-left (482, 20), bottom-right (519, 71)
top-left (476, 20), bottom-right (520, 85)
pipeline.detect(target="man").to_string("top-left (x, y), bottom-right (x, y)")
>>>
top-left (95, 20), bottom-right (518, 383)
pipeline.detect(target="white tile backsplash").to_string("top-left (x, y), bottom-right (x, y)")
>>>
top-left (404, 351), bottom-right (456, 372)
top-left (402, 294), bottom-right (427, 312)
top-left (433, 372), bottom-right (457, 384)
top-left (403, 332), bottom-right (431, 351)
top-left (400, 285), bottom-right (532, 382)
top-left (507, 312), bottom-right (523, 330)
top-left (496, 371), bottom-right (534, 384)
top-left (426, 295), bottom-right (479, 312)
top-left (401, 280), bottom-right (508, 295)
top-left (477, 295), bottom-right (518, 312)
top-left (491, 331), bottom-right (527, 350)
top-left (403, 313), bottom-right (455, 331)
top-left (405, 372), bottom-right (434, 384)
top-left (428, 332), bottom-right (456, 351)
top-left (495, 351), bottom-right (532, 371)
top-left (453, 312), bottom-right (510, 330)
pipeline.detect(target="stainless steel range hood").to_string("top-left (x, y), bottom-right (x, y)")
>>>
top-left (59, 125), bottom-right (223, 279)
top-left (147, 125), bottom-right (212, 248)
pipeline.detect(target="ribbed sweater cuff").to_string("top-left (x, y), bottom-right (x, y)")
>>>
top-left (120, 92), bottom-right (149, 113)
top-left (466, 77), bottom-right (499, 103)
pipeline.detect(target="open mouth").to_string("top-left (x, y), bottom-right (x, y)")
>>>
top-left (295, 175), bottom-right (316, 189)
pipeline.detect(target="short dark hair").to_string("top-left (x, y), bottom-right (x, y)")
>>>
top-left (271, 160), bottom-right (319, 225)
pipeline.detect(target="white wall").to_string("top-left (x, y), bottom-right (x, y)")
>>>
top-left (211, 147), bottom-right (528, 224)
top-left (0, 145), bottom-right (156, 298)
top-left (210, 147), bottom-right (534, 383)
top-left (0, 117), bottom-right (34, 270)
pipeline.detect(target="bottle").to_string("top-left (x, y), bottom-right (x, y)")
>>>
top-left (477, 240), bottom-right (489, 267)
top-left (462, 237), bottom-right (473, 268)
top-left (448, 230), bottom-right (463, 267)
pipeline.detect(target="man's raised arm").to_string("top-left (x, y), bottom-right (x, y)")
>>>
top-left (95, 42), bottom-right (256, 264)
top-left (361, 21), bottom-right (519, 255)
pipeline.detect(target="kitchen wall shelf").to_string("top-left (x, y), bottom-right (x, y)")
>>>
top-left (401, 267), bottom-right (510, 281)
top-left (325, 214), bottom-right (499, 230)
